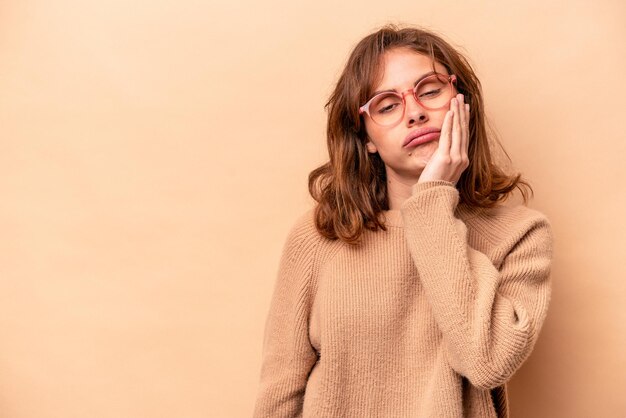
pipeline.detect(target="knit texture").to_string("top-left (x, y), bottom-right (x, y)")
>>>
top-left (253, 180), bottom-right (554, 418)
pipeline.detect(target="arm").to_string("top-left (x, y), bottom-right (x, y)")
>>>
top-left (401, 180), bottom-right (554, 390)
top-left (253, 218), bottom-right (319, 417)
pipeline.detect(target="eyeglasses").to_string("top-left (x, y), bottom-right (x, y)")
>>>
top-left (359, 73), bottom-right (458, 127)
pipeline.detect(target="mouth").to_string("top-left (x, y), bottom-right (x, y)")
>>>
top-left (404, 132), bottom-right (440, 148)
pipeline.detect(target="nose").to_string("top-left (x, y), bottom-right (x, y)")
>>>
top-left (403, 91), bottom-right (427, 125)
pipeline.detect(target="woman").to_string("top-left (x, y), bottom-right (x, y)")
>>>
top-left (253, 24), bottom-right (554, 418)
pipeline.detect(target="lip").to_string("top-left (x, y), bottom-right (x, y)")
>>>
top-left (403, 127), bottom-right (441, 148)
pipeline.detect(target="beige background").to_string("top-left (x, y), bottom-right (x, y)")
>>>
top-left (1, 0), bottom-right (624, 417)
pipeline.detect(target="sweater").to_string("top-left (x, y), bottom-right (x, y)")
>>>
top-left (253, 179), bottom-right (554, 418)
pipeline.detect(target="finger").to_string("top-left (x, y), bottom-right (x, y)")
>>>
top-left (451, 96), bottom-right (461, 159)
top-left (439, 108), bottom-right (453, 155)
top-left (457, 96), bottom-right (466, 158)
top-left (464, 102), bottom-right (470, 157)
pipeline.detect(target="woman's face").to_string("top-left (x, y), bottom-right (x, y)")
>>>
top-left (363, 47), bottom-right (457, 180)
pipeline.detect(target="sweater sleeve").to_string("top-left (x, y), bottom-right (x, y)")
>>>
top-left (400, 180), bottom-right (554, 390)
top-left (253, 216), bottom-right (319, 417)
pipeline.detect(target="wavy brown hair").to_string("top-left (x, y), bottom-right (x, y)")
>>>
top-left (308, 23), bottom-right (533, 245)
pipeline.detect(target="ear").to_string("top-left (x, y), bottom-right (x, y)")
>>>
top-left (365, 138), bottom-right (378, 154)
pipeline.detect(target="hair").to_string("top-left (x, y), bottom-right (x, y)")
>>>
top-left (308, 23), bottom-right (534, 245)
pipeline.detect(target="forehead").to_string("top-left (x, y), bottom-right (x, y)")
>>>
top-left (373, 48), bottom-right (448, 90)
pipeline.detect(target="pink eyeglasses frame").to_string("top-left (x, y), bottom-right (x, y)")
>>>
top-left (359, 73), bottom-right (458, 126)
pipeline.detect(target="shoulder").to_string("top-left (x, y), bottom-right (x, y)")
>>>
top-left (281, 208), bottom-right (325, 260)
top-left (473, 203), bottom-right (551, 229)
top-left (282, 207), bottom-right (344, 265)
top-left (461, 203), bottom-right (554, 255)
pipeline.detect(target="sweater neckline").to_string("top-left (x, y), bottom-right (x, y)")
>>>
top-left (381, 209), bottom-right (403, 227)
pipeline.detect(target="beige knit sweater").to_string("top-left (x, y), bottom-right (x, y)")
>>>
top-left (253, 179), bottom-right (554, 418)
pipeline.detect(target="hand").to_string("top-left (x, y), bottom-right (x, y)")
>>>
top-left (417, 93), bottom-right (470, 186)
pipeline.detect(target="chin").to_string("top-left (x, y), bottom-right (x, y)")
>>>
top-left (410, 156), bottom-right (430, 166)
top-left (416, 148), bottom-right (435, 159)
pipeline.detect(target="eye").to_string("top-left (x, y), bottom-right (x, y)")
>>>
top-left (372, 94), bottom-right (402, 114)
top-left (378, 103), bottom-right (399, 113)
top-left (419, 89), bottom-right (442, 98)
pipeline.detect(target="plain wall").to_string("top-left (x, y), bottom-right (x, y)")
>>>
top-left (1, 0), bottom-right (625, 417)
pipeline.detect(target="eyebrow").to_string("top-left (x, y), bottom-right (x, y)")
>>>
top-left (371, 71), bottom-right (437, 96)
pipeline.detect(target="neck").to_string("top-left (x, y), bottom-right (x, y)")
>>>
top-left (385, 169), bottom-right (421, 210)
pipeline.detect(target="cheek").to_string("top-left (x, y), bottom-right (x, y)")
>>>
top-left (366, 127), bottom-right (388, 147)
top-left (435, 113), bottom-right (448, 129)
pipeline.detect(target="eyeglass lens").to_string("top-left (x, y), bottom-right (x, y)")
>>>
top-left (369, 74), bottom-right (453, 126)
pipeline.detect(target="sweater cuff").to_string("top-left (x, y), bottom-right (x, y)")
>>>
top-left (410, 180), bottom-right (457, 196)
top-left (400, 179), bottom-right (460, 216)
